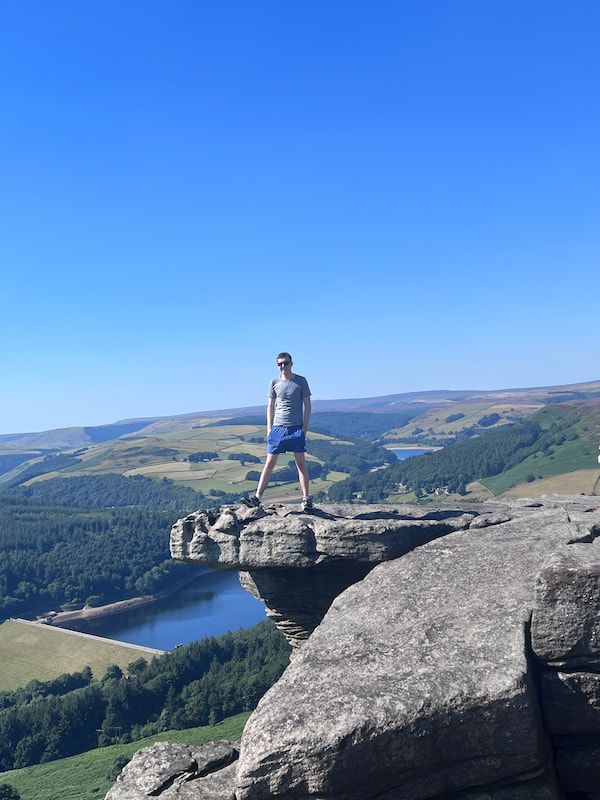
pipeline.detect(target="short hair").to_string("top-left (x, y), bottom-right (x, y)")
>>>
top-left (277, 352), bottom-right (292, 362)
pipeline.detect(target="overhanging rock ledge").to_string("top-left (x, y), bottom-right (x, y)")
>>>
top-left (162, 495), bottom-right (600, 800)
top-left (170, 500), bottom-right (507, 650)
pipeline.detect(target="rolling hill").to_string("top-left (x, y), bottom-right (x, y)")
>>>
top-left (0, 379), bottom-right (599, 503)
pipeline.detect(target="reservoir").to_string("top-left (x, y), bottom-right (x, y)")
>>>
top-left (393, 448), bottom-right (433, 460)
top-left (67, 570), bottom-right (267, 652)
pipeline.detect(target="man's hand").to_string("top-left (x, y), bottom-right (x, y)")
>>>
top-left (266, 397), bottom-right (275, 436)
top-left (303, 395), bottom-right (311, 435)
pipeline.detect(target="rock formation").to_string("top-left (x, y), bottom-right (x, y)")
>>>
top-left (532, 538), bottom-right (600, 797)
top-left (111, 495), bottom-right (600, 800)
top-left (170, 502), bottom-right (505, 651)
top-left (105, 740), bottom-right (239, 800)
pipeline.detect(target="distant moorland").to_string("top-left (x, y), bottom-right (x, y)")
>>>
top-left (0, 379), bottom-right (599, 505)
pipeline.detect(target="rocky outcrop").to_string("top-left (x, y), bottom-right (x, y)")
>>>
top-left (532, 537), bottom-right (600, 797)
top-left (158, 496), bottom-right (600, 799)
top-left (170, 502), bottom-right (507, 651)
top-left (105, 740), bottom-right (239, 800)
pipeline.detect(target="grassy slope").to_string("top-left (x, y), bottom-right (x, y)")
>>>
top-left (0, 620), bottom-right (161, 691)
top-left (382, 399), bottom-right (542, 443)
top-left (5, 390), bottom-right (600, 505)
top-left (386, 401), bottom-right (600, 502)
top-left (2, 713), bottom-right (250, 800)
top-left (482, 438), bottom-right (597, 495)
top-left (481, 403), bottom-right (600, 496)
top-left (19, 424), bottom-right (350, 502)
top-left (500, 469), bottom-right (600, 498)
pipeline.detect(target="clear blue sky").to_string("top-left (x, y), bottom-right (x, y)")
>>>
top-left (2, 1), bottom-right (599, 434)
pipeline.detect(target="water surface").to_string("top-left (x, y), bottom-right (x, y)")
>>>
top-left (69, 570), bottom-right (267, 651)
top-left (393, 448), bottom-right (434, 460)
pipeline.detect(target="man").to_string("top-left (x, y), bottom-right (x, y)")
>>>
top-left (242, 352), bottom-right (312, 510)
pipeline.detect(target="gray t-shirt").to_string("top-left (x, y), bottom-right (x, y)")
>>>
top-left (268, 374), bottom-right (311, 426)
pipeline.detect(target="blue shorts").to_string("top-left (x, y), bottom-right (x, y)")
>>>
top-left (267, 425), bottom-right (306, 455)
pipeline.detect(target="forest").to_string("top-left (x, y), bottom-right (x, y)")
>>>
top-left (307, 437), bottom-right (396, 475)
top-left (0, 620), bottom-right (290, 771)
top-left (5, 472), bottom-right (204, 512)
top-left (0, 496), bottom-right (197, 620)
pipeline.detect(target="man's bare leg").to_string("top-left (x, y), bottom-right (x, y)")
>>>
top-left (294, 452), bottom-right (310, 498)
top-left (256, 453), bottom-right (279, 497)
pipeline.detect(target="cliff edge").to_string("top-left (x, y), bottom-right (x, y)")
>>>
top-left (109, 495), bottom-right (600, 800)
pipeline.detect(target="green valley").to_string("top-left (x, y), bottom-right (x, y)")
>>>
top-left (0, 382), bottom-right (599, 792)
top-left (329, 400), bottom-right (600, 503)
top-left (2, 381), bottom-right (600, 513)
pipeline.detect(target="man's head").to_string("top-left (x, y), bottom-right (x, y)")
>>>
top-left (276, 352), bottom-right (292, 375)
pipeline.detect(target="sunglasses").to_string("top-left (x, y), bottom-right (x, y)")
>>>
top-left (277, 360), bottom-right (290, 367)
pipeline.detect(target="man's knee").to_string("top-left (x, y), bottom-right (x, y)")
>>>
top-left (263, 455), bottom-right (278, 473)
top-left (294, 456), bottom-right (308, 474)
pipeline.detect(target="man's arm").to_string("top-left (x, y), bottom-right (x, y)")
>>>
top-left (266, 397), bottom-right (275, 435)
top-left (302, 396), bottom-right (311, 435)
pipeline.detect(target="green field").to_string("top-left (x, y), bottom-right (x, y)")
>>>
top-left (2, 713), bottom-right (250, 800)
top-left (383, 400), bottom-right (540, 443)
top-left (23, 423), bottom-right (334, 499)
top-left (500, 469), bottom-right (600, 498)
top-left (481, 427), bottom-right (600, 496)
top-left (13, 422), bottom-right (354, 506)
top-left (0, 620), bottom-right (162, 691)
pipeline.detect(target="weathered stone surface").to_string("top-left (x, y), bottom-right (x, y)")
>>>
top-left (235, 507), bottom-right (580, 800)
top-left (531, 542), bottom-right (600, 667)
top-left (436, 768), bottom-right (563, 799)
top-left (163, 495), bottom-right (600, 800)
top-left (540, 670), bottom-right (600, 733)
top-left (171, 502), bottom-right (510, 650)
top-left (170, 503), bottom-right (506, 570)
top-left (237, 561), bottom-right (372, 648)
top-left (104, 741), bottom-right (238, 800)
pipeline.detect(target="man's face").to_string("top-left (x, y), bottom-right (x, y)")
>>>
top-left (277, 357), bottom-right (291, 371)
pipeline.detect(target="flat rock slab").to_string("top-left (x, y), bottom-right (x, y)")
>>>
top-left (170, 503), bottom-right (509, 570)
top-left (105, 741), bottom-right (238, 800)
top-left (170, 502), bottom-right (516, 651)
top-left (236, 502), bottom-right (597, 800)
